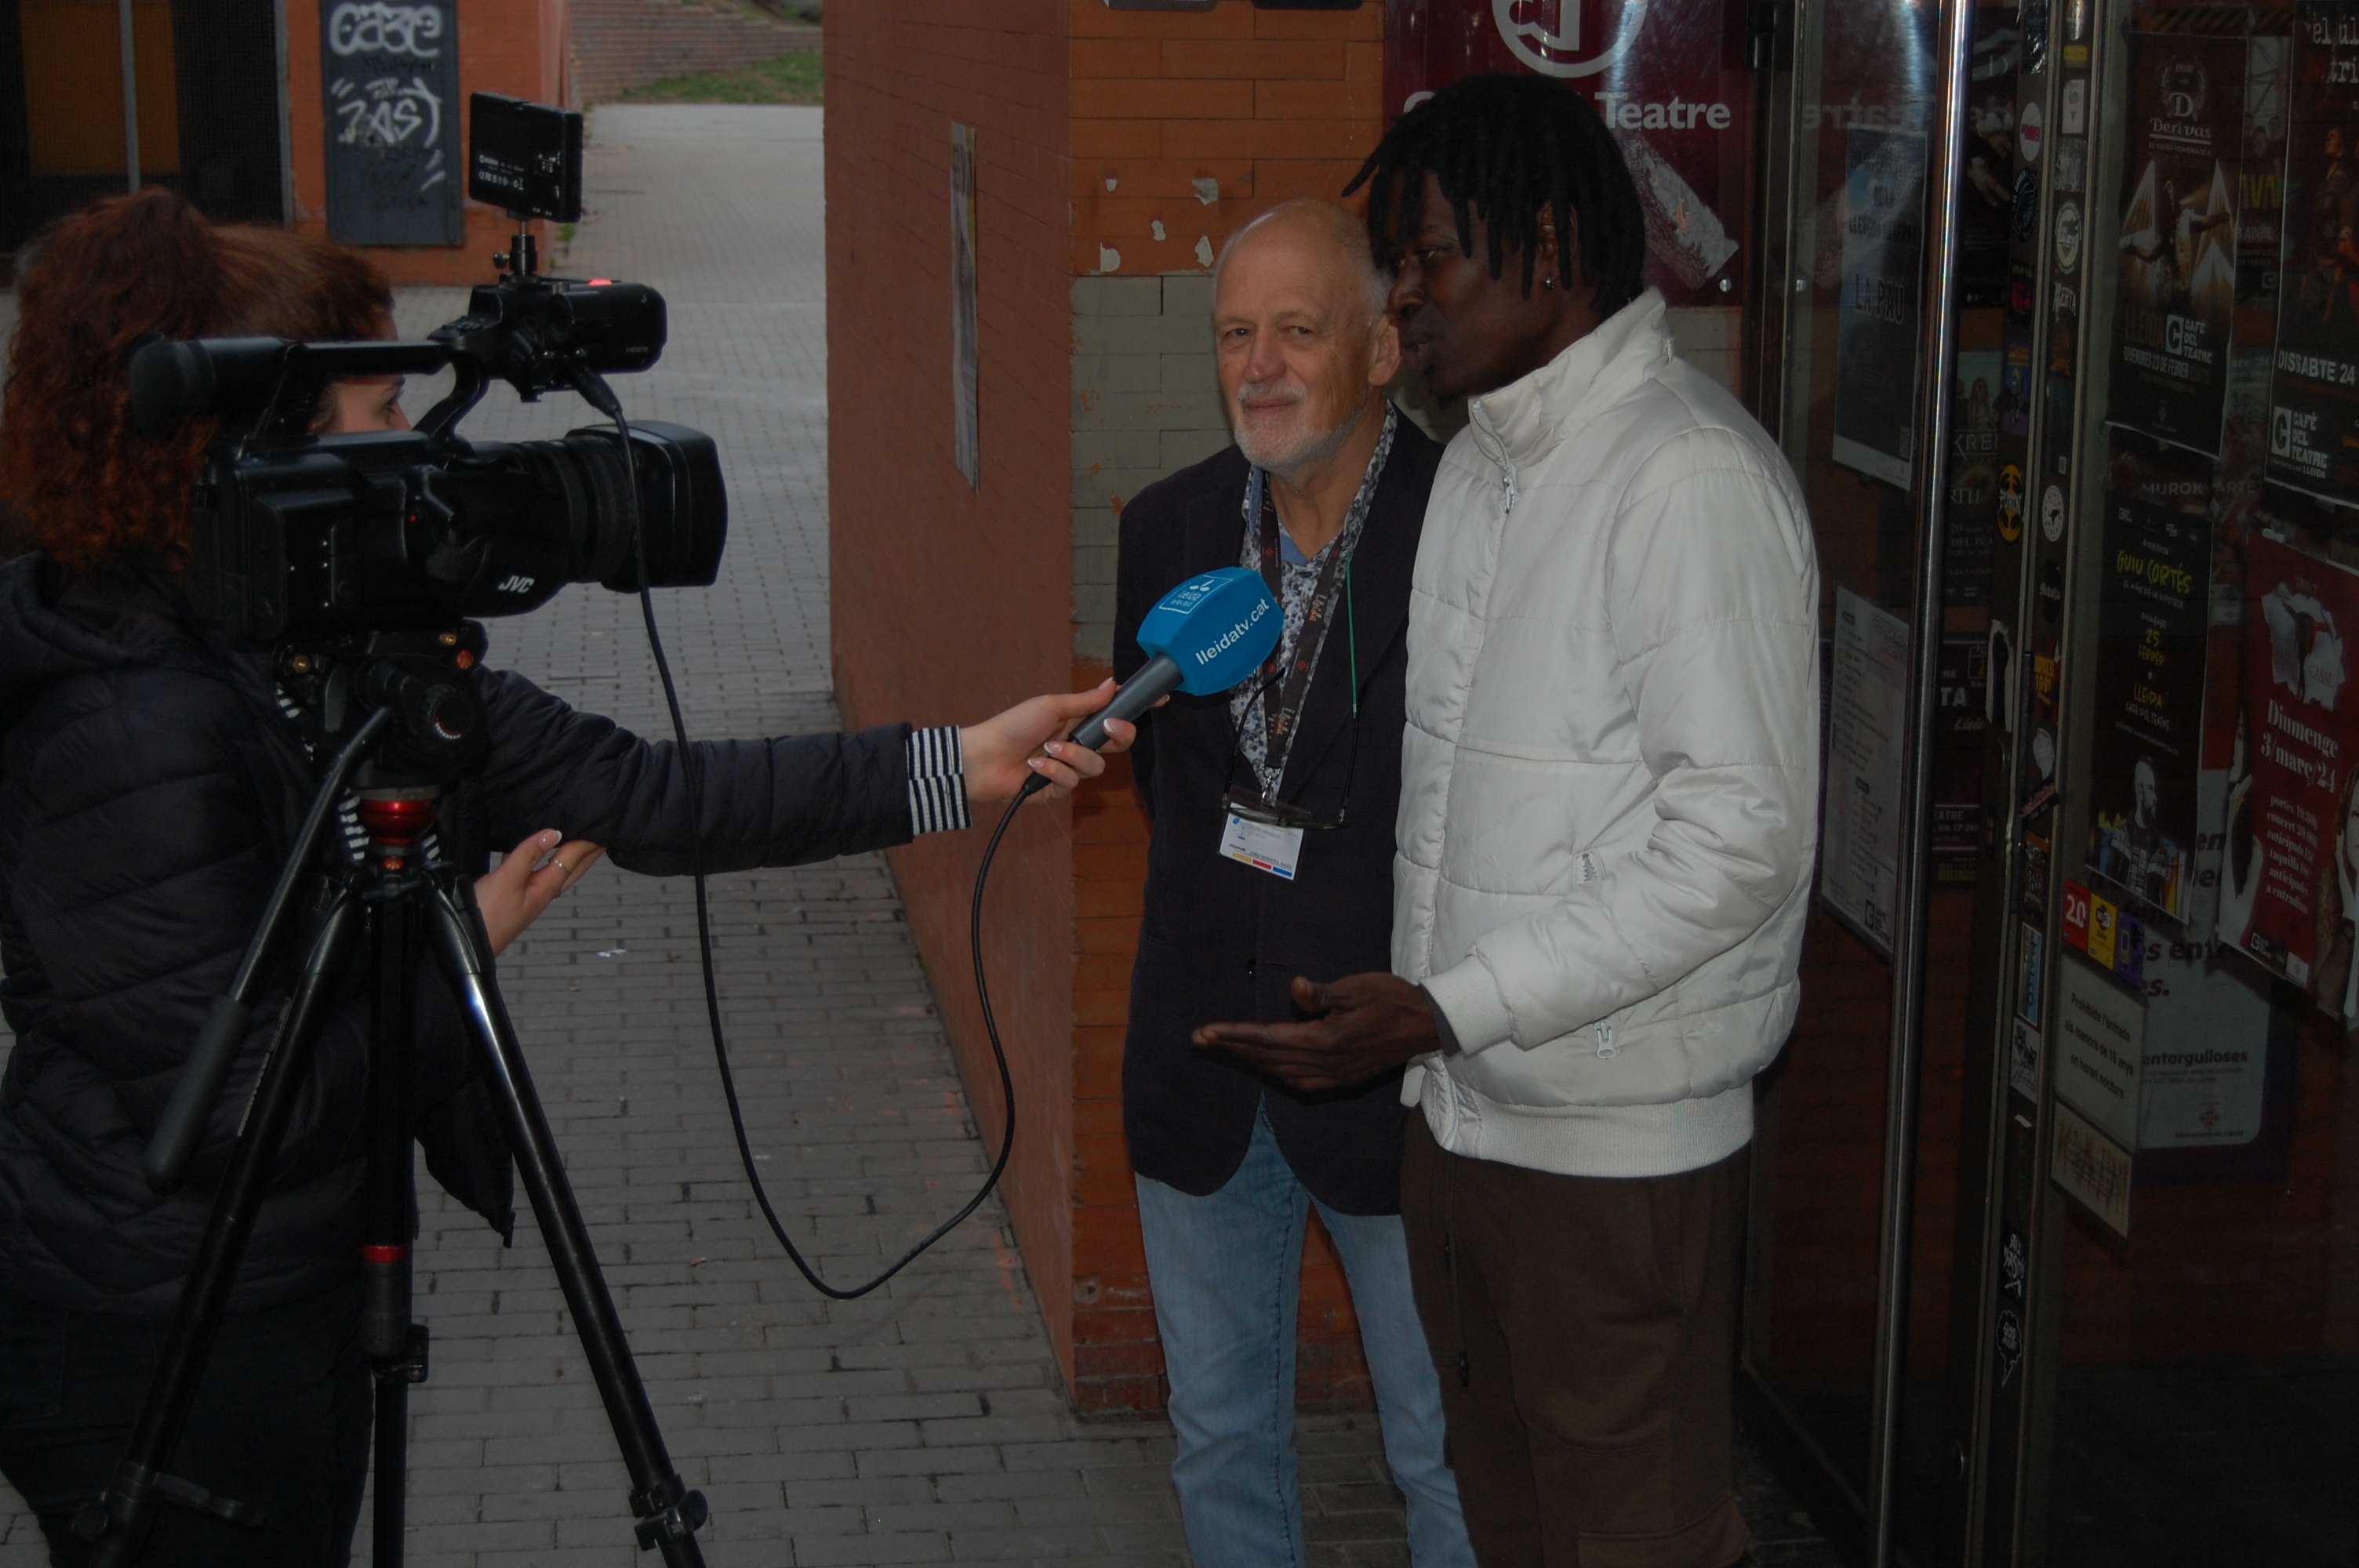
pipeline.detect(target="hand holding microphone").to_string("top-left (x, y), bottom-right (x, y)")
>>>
top-left (961, 680), bottom-right (1136, 800)
top-left (1009, 568), bottom-right (1284, 801)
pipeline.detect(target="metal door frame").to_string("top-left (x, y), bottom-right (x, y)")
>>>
top-left (1740, 0), bottom-right (1983, 1559)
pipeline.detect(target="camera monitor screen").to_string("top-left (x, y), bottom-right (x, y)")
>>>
top-left (468, 93), bottom-right (584, 223)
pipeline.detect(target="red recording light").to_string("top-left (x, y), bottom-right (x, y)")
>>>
top-left (588, 278), bottom-right (612, 286)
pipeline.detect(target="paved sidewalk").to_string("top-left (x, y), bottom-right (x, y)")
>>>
top-left (0, 105), bottom-right (1838, 1568)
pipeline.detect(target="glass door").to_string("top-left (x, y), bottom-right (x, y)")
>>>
top-left (1943, 0), bottom-right (2359, 1560)
top-left (1743, 0), bottom-right (1988, 1556)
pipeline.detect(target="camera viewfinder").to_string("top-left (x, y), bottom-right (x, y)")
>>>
top-left (468, 93), bottom-right (584, 223)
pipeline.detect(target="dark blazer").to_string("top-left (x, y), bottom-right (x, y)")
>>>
top-left (1114, 415), bottom-right (1439, 1215)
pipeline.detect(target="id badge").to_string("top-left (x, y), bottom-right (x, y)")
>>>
top-left (1220, 811), bottom-right (1305, 880)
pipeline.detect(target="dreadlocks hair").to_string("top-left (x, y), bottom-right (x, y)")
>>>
top-left (1345, 73), bottom-right (1648, 318)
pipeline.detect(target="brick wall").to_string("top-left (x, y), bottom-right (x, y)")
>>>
top-left (1068, 1), bottom-right (1387, 280)
top-left (285, 0), bottom-right (569, 284)
top-left (826, 0), bottom-right (1081, 1377)
top-left (1071, 275), bottom-right (1227, 662)
top-left (570, 0), bottom-right (819, 105)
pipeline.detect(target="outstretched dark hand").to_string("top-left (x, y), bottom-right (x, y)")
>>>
top-left (1191, 971), bottom-right (1442, 1092)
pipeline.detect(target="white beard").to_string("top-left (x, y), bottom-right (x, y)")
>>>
top-left (1233, 387), bottom-right (1357, 476)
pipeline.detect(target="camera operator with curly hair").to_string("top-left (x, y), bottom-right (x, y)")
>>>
top-left (0, 189), bottom-right (1131, 1567)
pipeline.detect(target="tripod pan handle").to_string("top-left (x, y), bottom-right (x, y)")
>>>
top-left (145, 995), bottom-right (253, 1196)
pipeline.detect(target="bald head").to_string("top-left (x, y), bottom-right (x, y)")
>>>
top-left (1211, 200), bottom-right (1401, 478)
top-left (1213, 199), bottom-right (1390, 328)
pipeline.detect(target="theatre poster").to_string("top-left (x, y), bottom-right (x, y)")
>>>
top-left (1386, 0), bottom-right (1754, 307)
top-left (2109, 31), bottom-right (2247, 453)
top-left (2084, 431), bottom-right (2215, 923)
top-left (2267, 2), bottom-right (2359, 498)
top-left (2219, 530), bottom-right (2359, 1000)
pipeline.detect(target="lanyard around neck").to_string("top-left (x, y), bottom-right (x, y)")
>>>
top-left (1245, 466), bottom-right (1361, 799)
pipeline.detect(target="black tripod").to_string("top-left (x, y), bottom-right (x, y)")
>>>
top-left (78, 648), bottom-right (709, 1566)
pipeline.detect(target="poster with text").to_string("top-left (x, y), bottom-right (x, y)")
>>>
top-left (2267, 2), bottom-right (2359, 497)
top-left (1947, 349), bottom-right (2005, 604)
top-left (1833, 130), bottom-right (1928, 489)
top-left (2086, 430), bottom-right (2215, 921)
top-left (2110, 31), bottom-right (2246, 453)
top-left (1386, 0), bottom-right (1757, 306)
top-left (2241, 31), bottom-right (2293, 306)
top-left (1934, 634), bottom-right (1990, 881)
top-left (2221, 529), bottom-right (2359, 995)
top-left (1823, 586), bottom-right (1911, 953)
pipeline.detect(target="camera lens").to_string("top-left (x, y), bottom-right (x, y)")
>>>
top-left (505, 421), bottom-right (729, 593)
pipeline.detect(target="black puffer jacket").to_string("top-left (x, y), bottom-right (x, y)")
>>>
top-left (0, 554), bottom-right (915, 1313)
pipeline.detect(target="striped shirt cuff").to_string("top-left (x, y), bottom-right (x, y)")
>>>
top-left (906, 725), bottom-right (972, 836)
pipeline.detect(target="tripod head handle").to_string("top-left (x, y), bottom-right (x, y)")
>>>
top-left (144, 708), bottom-right (391, 1196)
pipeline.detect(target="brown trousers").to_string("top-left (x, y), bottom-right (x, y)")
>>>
top-left (1400, 1118), bottom-right (1752, 1568)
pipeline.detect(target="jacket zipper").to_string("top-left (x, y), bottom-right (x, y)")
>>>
top-left (1469, 404), bottom-right (1517, 518)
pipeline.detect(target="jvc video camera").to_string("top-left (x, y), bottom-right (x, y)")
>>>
top-left (129, 93), bottom-right (726, 651)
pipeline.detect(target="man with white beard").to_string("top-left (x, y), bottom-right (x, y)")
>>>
top-left (1112, 200), bottom-right (1470, 1568)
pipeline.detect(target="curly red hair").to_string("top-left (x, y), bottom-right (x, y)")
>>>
top-left (0, 190), bottom-right (395, 572)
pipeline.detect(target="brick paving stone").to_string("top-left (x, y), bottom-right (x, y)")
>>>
top-left (0, 102), bottom-right (1839, 1568)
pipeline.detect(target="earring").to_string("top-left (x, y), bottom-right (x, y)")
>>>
top-left (1543, 274), bottom-right (1555, 289)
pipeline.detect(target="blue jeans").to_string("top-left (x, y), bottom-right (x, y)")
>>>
top-left (1136, 1109), bottom-right (1476, 1568)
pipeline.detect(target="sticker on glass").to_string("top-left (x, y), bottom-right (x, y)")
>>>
top-left (2053, 200), bottom-right (2082, 273)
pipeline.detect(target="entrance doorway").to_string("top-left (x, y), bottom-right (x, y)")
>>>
top-left (1739, 0), bottom-right (2359, 1559)
top-left (0, 0), bottom-right (285, 260)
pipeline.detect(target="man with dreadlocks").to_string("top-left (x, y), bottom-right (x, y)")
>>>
top-left (1197, 74), bottom-right (1819, 1568)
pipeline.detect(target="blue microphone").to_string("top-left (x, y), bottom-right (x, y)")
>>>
top-left (1065, 567), bottom-right (1281, 755)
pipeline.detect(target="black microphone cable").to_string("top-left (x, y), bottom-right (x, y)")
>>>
top-left (579, 372), bottom-right (1020, 1301)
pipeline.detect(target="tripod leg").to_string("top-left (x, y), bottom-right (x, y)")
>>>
top-left (365, 898), bottom-right (425, 1568)
top-left (85, 891), bottom-right (365, 1568)
top-left (423, 878), bottom-right (709, 1566)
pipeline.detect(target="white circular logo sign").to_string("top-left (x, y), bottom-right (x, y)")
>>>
top-left (2041, 484), bottom-right (2066, 542)
top-left (1492, 0), bottom-right (1650, 79)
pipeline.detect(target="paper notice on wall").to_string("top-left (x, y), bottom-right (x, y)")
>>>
top-left (2055, 954), bottom-right (2148, 1149)
top-left (1822, 586), bottom-right (1911, 955)
top-left (2135, 941), bottom-right (2272, 1148)
top-left (2054, 1098), bottom-right (2135, 1236)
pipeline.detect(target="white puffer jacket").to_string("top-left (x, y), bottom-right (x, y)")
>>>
top-left (1396, 289), bottom-right (1820, 1179)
